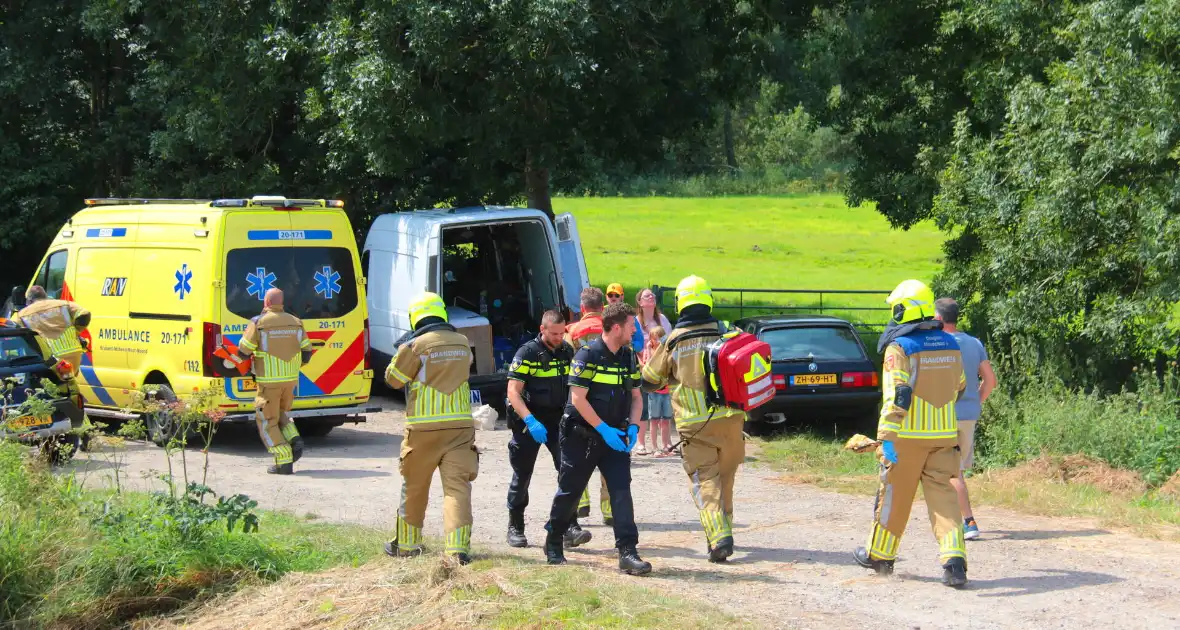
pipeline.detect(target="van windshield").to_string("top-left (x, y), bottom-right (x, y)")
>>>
top-left (225, 247), bottom-right (358, 320)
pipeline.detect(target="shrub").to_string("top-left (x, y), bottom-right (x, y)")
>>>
top-left (976, 372), bottom-right (1180, 486)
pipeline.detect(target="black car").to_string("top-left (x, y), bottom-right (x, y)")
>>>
top-left (0, 321), bottom-right (88, 463)
top-left (735, 315), bottom-right (881, 433)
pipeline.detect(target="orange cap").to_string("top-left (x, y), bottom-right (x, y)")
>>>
top-left (606, 283), bottom-right (624, 297)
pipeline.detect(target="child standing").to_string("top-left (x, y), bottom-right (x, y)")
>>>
top-left (640, 325), bottom-right (675, 457)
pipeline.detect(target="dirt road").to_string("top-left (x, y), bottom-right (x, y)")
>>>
top-left (73, 396), bottom-right (1180, 629)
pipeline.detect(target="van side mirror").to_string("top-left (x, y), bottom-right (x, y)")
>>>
top-left (10, 286), bottom-right (25, 308)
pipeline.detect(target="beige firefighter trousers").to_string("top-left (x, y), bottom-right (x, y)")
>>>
top-left (681, 414), bottom-right (744, 548)
top-left (866, 440), bottom-right (966, 564)
top-left (396, 425), bottom-right (480, 556)
top-left (255, 381), bottom-right (297, 465)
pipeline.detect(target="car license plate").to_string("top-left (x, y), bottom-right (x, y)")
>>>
top-left (240, 379), bottom-right (257, 392)
top-left (5, 415), bottom-right (52, 430)
top-left (470, 389), bottom-right (482, 406)
top-left (791, 374), bottom-right (837, 386)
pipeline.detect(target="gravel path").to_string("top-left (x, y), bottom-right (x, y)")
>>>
top-left (73, 396), bottom-right (1180, 629)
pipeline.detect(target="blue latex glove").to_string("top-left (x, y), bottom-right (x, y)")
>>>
top-left (626, 424), bottom-right (640, 452)
top-left (523, 414), bottom-right (547, 445)
top-left (881, 440), bottom-right (898, 464)
top-left (594, 422), bottom-right (628, 452)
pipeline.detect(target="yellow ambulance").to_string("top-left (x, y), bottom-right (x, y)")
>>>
top-left (14, 196), bottom-right (378, 445)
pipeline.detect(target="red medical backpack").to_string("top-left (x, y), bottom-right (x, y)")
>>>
top-left (667, 323), bottom-right (774, 412)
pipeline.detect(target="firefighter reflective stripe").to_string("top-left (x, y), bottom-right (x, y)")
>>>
top-left (700, 510), bottom-right (733, 546)
top-left (239, 337), bottom-right (258, 352)
top-left (940, 525), bottom-right (966, 562)
top-left (281, 423), bottom-right (300, 441)
top-left (579, 488), bottom-right (591, 509)
top-left (406, 382), bottom-right (472, 424)
top-left (386, 361), bottom-right (412, 385)
top-left (396, 517), bottom-right (424, 552)
top-left (299, 331), bottom-right (311, 349)
top-left (43, 325), bottom-right (83, 356)
top-left (867, 523), bottom-right (901, 561)
top-left (671, 385), bottom-right (713, 427)
top-left (898, 400), bottom-right (957, 439)
top-left (269, 444), bottom-right (293, 465)
top-left (446, 524), bottom-right (472, 555)
top-left (254, 352), bottom-right (302, 383)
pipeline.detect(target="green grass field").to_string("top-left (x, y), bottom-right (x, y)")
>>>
top-left (559, 194), bottom-right (948, 325)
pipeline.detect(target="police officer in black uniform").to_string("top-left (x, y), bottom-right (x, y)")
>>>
top-left (505, 310), bottom-right (593, 549)
top-left (543, 302), bottom-right (652, 575)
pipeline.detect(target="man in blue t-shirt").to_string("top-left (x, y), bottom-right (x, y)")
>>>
top-left (935, 297), bottom-right (997, 540)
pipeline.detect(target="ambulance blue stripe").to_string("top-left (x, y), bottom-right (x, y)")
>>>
top-left (246, 230), bottom-right (332, 241)
top-left (297, 372), bottom-right (324, 397)
top-left (85, 228), bottom-right (128, 238)
top-left (79, 354), bottom-right (117, 406)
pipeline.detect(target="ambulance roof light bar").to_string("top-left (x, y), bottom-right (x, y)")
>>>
top-left (209, 196), bottom-right (344, 209)
top-left (84, 198), bottom-right (211, 206)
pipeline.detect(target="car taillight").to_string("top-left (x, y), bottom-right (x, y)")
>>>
top-left (363, 317), bottom-right (371, 369)
top-left (841, 371), bottom-right (879, 388)
top-left (202, 322), bottom-right (222, 377)
top-left (773, 374), bottom-right (786, 390)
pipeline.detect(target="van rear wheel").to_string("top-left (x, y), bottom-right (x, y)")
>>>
top-left (143, 384), bottom-right (180, 447)
top-left (295, 418), bottom-right (339, 438)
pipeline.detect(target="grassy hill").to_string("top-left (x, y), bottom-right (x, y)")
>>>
top-left (558, 194), bottom-right (948, 327)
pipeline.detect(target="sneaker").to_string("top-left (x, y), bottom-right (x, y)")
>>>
top-left (942, 557), bottom-right (968, 588)
top-left (853, 546), bottom-right (894, 576)
top-left (964, 517), bottom-right (981, 541)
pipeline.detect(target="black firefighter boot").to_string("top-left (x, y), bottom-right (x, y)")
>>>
top-left (507, 512), bottom-right (528, 548)
top-left (618, 546), bottom-right (652, 576)
top-left (854, 546), bottom-right (894, 576)
top-left (708, 536), bottom-right (734, 563)
top-left (942, 557), bottom-right (968, 588)
top-left (291, 437), bottom-right (305, 463)
top-left (267, 462), bottom-right (293, 475)
top-left (545, 532), bottom-right (567, 565)
top-left (564, 520), bottom-right (592, 548)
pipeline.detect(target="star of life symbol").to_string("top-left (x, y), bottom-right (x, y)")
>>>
top-left (314, 265), bottom-right (342, 300)
top-left (247, 267), bottom-right (276, 300)
top-left (173, 264), bottom-right (192, 300)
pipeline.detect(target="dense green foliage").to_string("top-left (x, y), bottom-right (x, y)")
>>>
top-left (0, 443), bottom-right (381, 627)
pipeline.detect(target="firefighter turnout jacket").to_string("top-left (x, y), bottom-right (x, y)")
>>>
top-left (237, 306), bottom-right (313, 384)
top-left (13, 299), bottom-right (90, 358)
top-left (641, 322), bottom-right (746, 431)
top-left (386, 324), bottom-right (474, 430)
top-left (878, 327), bottom-right (967, 445)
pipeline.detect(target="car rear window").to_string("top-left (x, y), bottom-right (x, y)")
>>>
top-left (0, 332), bottom-right (45, 366)
top-left (225, 247), bottom-right (358, 320)
top-left (761, 326), bottom-right (866, 361)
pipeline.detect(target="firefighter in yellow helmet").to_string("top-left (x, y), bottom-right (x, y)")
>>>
top-left (384, 292), bottom-right (479, 565)
top-left (236, 288), bottom-right (313, 474)
top-left (855, 279), bottom-right (969, 588)
top-left (12, 285), bottom-right (89, 377)
top-left (641, 275), bottom-right (746, 563)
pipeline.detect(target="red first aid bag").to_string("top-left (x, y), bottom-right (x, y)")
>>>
top-left (667, 323), bottom-right (774, 412)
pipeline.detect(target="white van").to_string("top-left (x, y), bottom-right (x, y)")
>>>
top-left (363, 207), bottom-right (589, 408)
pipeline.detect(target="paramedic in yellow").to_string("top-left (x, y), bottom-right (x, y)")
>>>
top-left (237, 288), bottom-right (312, 475)
top-left (12, 285), bottom-right (89, 376)
top-left (384, 292), bottom-right (479, 565)
top-left (641, 275), bottom-right (745, 563)
top-left (855, 279), bottom-right (969, 588)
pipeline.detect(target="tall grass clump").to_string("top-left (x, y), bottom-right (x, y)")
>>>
top-left (977, 372), bottom-right (1180, 486)
top-left (0, 440), bottom-right (382, 628)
